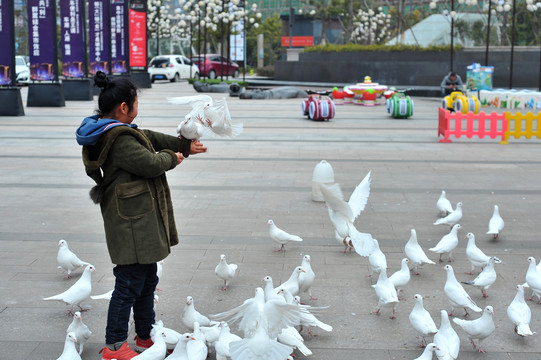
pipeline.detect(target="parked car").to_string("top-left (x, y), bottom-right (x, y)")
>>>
top-left (192, 54), bottom-right (239, 79)
top-left (147, 55), bottom-right (199, 83)
top-left (15, 55), bottom-right (30, 84)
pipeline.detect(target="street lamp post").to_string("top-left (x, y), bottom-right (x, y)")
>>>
top-left (485, 0), bottom-right (492, 66)
top-left (509, 0), bottom-right (517, 89)
top-left (450, 0), bottom-right (455, 72)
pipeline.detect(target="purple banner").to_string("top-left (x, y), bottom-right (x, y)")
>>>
top-left (0, 0), bottom-right (15, 85)
top-left (28, 0), bottom-right (57, 81)
top-left (88, 0), bottom-right (110, 75)
top-left (60, 0), bottom-right (85, 78)
top-left (111, 0), bottom-right (127, 74)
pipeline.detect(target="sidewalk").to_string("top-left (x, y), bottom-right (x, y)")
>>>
top-left (1, 80), bottom-right (541, 359)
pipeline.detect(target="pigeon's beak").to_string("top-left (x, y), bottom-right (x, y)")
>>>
top-left (191, 336), bottom-right (197, 340)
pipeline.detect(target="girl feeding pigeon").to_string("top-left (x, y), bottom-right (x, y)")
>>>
top-left (76, 71), bottom-right (207, 359)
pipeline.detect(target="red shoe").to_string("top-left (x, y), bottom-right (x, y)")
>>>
top-left (99, 341), bottom-right (138, 360)
top-left (134, 335), bottom-right (154, 353)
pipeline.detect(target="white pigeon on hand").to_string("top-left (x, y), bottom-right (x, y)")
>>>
top-left (267, 219), bottom-right (303, 252)
top-left (388, 258), bottom-right (411, 300)
top-left (215, 254), bottom-right (238, 291)
top-left (57, 332), bottom-right (81, 360)
top-left (176, 114), bottom-right (205, 140)
top-left (436, 190), bottom-right (454, 217)
top-left (434, 310), bottom-right (460, 360)
top-left (429, 224), bottom-right (461, 262)
top-left (434, 202), bottom-right (463, 227)
top-left (214, 322), bottom-right (242, 360)
top-left (452, 305), bottom-right (495, 353)
top-left (132, 330), bottom-right (168, 360)
top-left (443, 264), bottom-right (482, 317)
top-left (461, 256), bottom-right (500, 298)
top-left (187, 322), bottom-right (208, 360)
top-left (372, 268), bottom-right (399, 319)
top-left (67, 311), bottom-right (92, 355)
top-left (298, 254), bottom-right (317, 301)
top-left (405, 229), bottom-right (435, 275)
top-left (487, 205), bottom-right (504, 239)
top-left (43, 264), bottom-right (95, 313)
top-left (56, 239), bottom-right (89, 279)
top-left (182, 296), bottom-right (218, 331)
top-left (368, 239), bottom-right (387, 278)
top-left (409, 294), bottom-right (438, 347)
top-left (465, 232), bottom-right (499, 275)
top-left (318, 172), bottom-right (375, 256)
top-left (507, 284), bottom-right (534, 337)
top-left (415, 343), bottom-right (440, 360)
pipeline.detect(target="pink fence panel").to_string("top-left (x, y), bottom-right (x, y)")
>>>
top-left (438, 108), bottom-right (507, 143)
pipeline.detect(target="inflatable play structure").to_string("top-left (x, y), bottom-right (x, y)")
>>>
top-left (302, 94), bottom-right (336, 121)
top-left (331, 76), bottom-right (388, 106)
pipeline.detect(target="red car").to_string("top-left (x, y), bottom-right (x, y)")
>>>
top-left (192, 54), bottom-right (240, 79)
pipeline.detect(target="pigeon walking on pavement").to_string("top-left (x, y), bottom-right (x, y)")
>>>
top-left (525, 257), bottom-right (541, 302)
top-left (267, 219), bottom-right (303, 252)
top-left (443, 265), bottom-right (482, 317)
top-left (43, 264), bottom-right (96, 313)
top-left (465, 232), bottom-right (500, 275)
top-left (452, 305), bottom-right (495, 353)
top-left (215, 254), bottom-right (238, 291)
top-left (56, 239), bottom-right (89, 279)
top-left (434, 310), bottom-right (460, 360)
top-left (462, 256), bottom-right (500, 298)
top-left (436, 190), bottom-right (454, 217)
top-left (487, 205), bottom-right (504, 239)
top-left (274, 267), bottom-right (306, 297)
top-left (298, 254), bottom-right (317, 301)
top-left (372, 268), bottom-right (399, 319)
top-left (182, 296), bottom-right (218, 331)
top-left (507, 284), bottom-right (534, 337)
top-left (434, 202), bottom-right (463, 228)
top-left (388, 258), bottom-right (411, 300)
top-left (67, 311), bottom-right (92, 355)
top-left (405, 229), bottom-right (436, 275)
top-left (57, 332), bottom-right (81, 360)
top-left (409, 294), bottom-right (438, 347)
top-left (368, 239), bottom-right (387, 278)
top-left (429, 224), bottom-right (461, 262)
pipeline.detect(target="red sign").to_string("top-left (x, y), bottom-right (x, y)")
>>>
top-left (281, 36), bottom-right (314, 47)
top-left (129, 8), bottom-right (146, 69)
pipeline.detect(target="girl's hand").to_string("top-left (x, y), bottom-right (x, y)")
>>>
top-left (176, 152), bottom-right (185, 165)
top-left (190, 140), bottom-right (207, 154)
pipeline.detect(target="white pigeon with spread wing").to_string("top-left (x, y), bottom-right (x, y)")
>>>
top-left (409, 294), bottom-right (438, 347)
top-left (57, 239), bottom-right (89, 279)
top-left (318, 172), bottom-right (375, 256)
top-left (453, 305), bottom-right (495, 353)
top-left (507, 284), bottom-right (534, 337)
top-left (298, 254), bottom-right (317, 301)
top-left (215, 254), bottom-right (238, 291)
top-left (436, 190), bottom-right (454, 216)
top-left (201, 97), bottom-right (243, 138)
top-left (487, 205), bottom-right (504, 239)
top-left (443, 265), bottom-right (482, 317)
top-left (372, 268), bottom-right (399, 319)
top-left (43, 264), bottom-right (95, 312)
top-left (429, 224), bottom-right (461, 262)
top-left (434, 310), bottom-right (460, 360)
top-left (57, 332), bottom-right (80, 360)
top-left (462, 256), bottom-right (499, 298)
top-left (415, 343), bottom-right (440, 360)
top-left (182, 296), bottom-right (218, 331)
top-left (434, 202), bottom-right (463, 227)
top-left (168, 95), bottom-right (212, 139)
top-left (405, 229), bottom-right (436, 275)
top-left (67, 311), bottom-right (92, 355)
top-left (267, 219), bottom-right (303, 252)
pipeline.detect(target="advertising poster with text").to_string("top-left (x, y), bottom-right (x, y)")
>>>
top-left (60, 0), bottom-right (85, 78)
top-left (0, 0), bottom-right (15, 85)
top-left (28, 0), bottom-right (57, 81)
top-left (88, 0), bottom-right (110, 75)
top-left (111, 0), bottom-right (127, 73)
top-left (129, 0), bottom-right (147, 70)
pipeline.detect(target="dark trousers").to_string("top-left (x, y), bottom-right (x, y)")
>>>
top-left (105, 263), bottom-right (158, 344)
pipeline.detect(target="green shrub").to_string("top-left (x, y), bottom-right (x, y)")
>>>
top-left (188, 78), bottom-right (249, 87)
top-left (255, 65), bottom-right (274, 77)
top-left (305, 43), bottom-right (464, 53)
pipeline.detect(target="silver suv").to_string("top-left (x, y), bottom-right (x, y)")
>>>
top-left (148, 55), bottom-right (199, 83)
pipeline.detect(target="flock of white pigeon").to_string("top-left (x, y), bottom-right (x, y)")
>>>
top-left (41, 96), bottom-right (539, 359)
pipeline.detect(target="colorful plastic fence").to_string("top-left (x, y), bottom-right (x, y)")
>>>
top-left (438, 107), bottom-right (507, 143)
top-left (502, 111), bottom-right (541, 144)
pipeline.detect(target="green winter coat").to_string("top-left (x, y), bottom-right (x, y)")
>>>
top-left (82, 126), bottom-right (192, 265)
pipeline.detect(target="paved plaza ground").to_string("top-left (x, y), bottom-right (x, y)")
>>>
top-left (1, 80), bottom-right (541, 359)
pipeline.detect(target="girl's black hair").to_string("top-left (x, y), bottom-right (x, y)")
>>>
top-left (93, 71), bottom-right (139, 118)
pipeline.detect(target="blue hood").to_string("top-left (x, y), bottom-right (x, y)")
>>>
top-left (76, 115), bottom-right (138, 146)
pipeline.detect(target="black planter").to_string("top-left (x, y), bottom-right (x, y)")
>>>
top-left (27, 83), bottom-right (66, 107)
top-left (0, 88), bottom-right (25, 116)
top-left (62, 79), bottom-right (93, 101)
